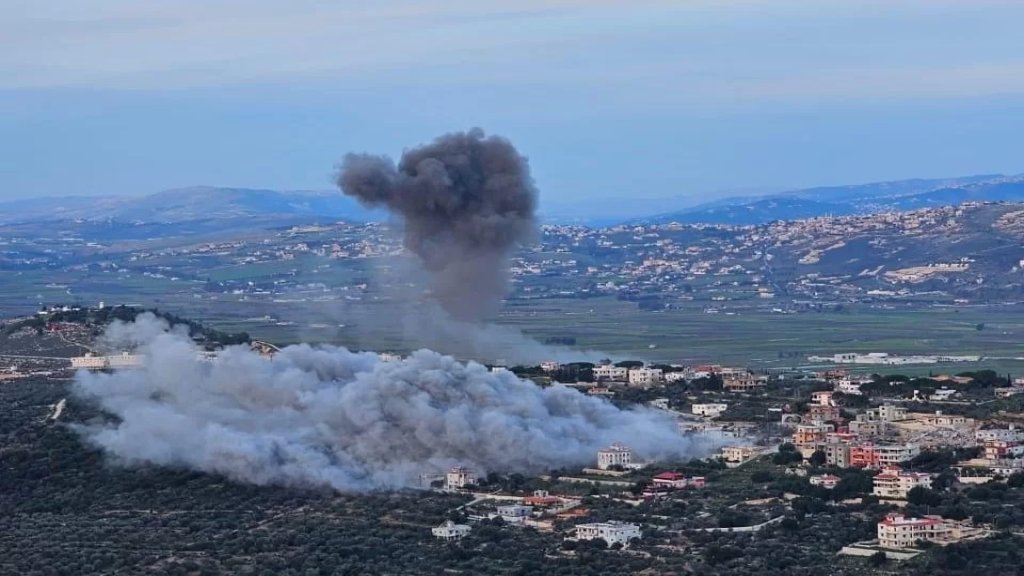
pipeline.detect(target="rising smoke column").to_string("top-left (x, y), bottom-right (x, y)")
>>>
top-left (337, 128), bottom-right (537, 321)
top-left (72, 314), bottom-right (712, 491)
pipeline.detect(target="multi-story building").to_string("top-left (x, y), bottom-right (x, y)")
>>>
top-left (721, 445), bottom-right (761, 463)
top-left (819, 441), bottom-right (851, 468)
top-left (877, 514), bottom-right (954, 549)
top-left (872, 467), bottom-right (933, 499)
top-left (597, 444), bottom-right (632, 470)
top-left (628, 367), bottom-right (663, 386)
top-left (540, 361), bottom-right (561, 372)
top-left (446, 466), bottom-right (477, 490)
top-left (574, 521), bottom-right (642, 547)
top-left (848, 417), bottom-right (885, 437)
top-left (983, 440), bottom-right (1024, 460)
top-left (794, 423), bottom-right (834, 447)
top-left (664, 371), bottom-right (688, 383)
top-left (593, 365), bottom-right (629, 381)
top-left (878, 444), bottom-right (921, 466)
top-left (808, 404), bottom-right (842, 424)
top-left (691, 403), bottom-right (728, 418)
top-left (723, 371), bottom-right (766, 392)
top-left (432, 521), bottom-right (472, 541)
top-left (865, 404), bottom-right (909, 422)
top-left (811, 391), bottom-right (835, 406)
top-left (834, 379), bottom-right (864, 395)
top-left (850, 443), bottom-right (920, 469)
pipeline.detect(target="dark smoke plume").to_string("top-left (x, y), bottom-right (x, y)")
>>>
top-left (72, 315), bottom-right (718, 491)
top-left (337, 128), bottom-right (537, 321)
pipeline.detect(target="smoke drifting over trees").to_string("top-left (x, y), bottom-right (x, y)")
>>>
top-left (72, 315), bottom-right (708, 491)
top-left (337, 128), bottom-right (537, 321)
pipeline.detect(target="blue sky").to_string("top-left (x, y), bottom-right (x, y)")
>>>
top-left (2, 0), bottom-right (1024, 207)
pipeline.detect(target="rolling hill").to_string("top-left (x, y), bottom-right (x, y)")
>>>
top-left (643, 174), bottom-right (1024, 225)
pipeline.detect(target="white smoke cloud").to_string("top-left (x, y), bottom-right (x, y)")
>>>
top-left (72, 314), bottom-right (712, 491)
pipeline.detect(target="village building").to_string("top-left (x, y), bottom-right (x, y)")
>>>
top-left (877, 514), bottom-right (963, 549)
top-left (496, 505), bottom-right (534, 523)
top-left (574, 521), bottom-right (642, 547)
top-left (809, 474), bottom-right (841, 489)
top-left (819, 441), bottom-right (852, 468)
top-left (432, 521), bottom-right (472, 541)
top-left (872, 467), bottom-right (933, 500)
top-left (445, 466), bottom-right (477, 490)
top-left (794, 423), bottom-right (834, 447)
top-left (592, 365), bottom-right (629, 381)
top-left (691, 403), bottom-right (728, 418)
top-left (597, 444), bottom-right (632, 470)
top-left (850, 443), bottom-right (920, 469)
top-left (720, 445), bottom-right (761, 463)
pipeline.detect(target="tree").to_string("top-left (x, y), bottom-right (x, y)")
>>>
top-left (773, 443), bottom-right (803, 465)
top-left (808, 450), bottom-right (827, 467)
top-left (907, 486), bottom-right (943, 507)
top-left (869, 550), bottom-right (888, 566)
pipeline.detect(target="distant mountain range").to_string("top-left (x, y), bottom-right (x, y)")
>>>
top-left (639, 173), bottom-right (1024, 225)
top-left (2, 173), bottom-right (1024, 232)
top-left (0, 187), bottom-right (380, 227)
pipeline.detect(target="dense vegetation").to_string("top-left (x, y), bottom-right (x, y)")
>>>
top-left (4, 305), bottom-right (251, 347)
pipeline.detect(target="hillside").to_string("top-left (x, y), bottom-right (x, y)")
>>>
top-left (644, 174), bottom-right (1024, 225)
top-left (0, 187), bottom-right (380, 226)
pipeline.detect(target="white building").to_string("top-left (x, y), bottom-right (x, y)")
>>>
top-left (664, 371), bottom-right (688, 383)
top-left (432, 521), bottom-right (472, 541)
top-left (597, 444), bottom-right (632, 470)
top-left (873, 467), bottom-right (933, 500)
top-left (809, 474), bottom-right (841, 489)
top-left (834, 379), bottom-right (864, 395)
top-left (70, 352), bottom-right (144, 370)
top-left (649, 398), bottom-right (670, 410)
top-left (540, 361), bottom-right (561, 373)
top-left (877, 514), bottom-right (954, 549)
top-left (446, 466), bottom-right (476, 490)
top-left (496, 505), bottom-right (534, 523)
top-left (593, 365), bottom-right (629, 381)
top-left (628, 367), bottom-right (663, 386)
top-left (574, 521), bottom-right (641, 547)
top-left (976, 426), bottom-right (1024, 443)
top-left (865, 404), bottom-right (909, 422)
top-left (691, 403), bottom-right (728, 418)
top-left (876, 444), bottom-right (921, 466)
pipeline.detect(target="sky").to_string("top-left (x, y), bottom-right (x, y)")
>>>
top-left (2, 0), bottom-right (1024, 208)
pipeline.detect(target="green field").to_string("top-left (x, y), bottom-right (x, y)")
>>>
top-left (4, 259), bottom-right (1023, 373)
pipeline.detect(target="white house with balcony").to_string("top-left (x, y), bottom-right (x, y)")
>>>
top-left (574, 521), bottom-right (641, 547)
top-left (432, 521), bottom-right (472, 541)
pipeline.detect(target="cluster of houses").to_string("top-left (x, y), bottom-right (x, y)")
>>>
top-left (790, 393), bottom-right (926, 469)
top-left (541, 361), bottom-right (767, 393)
top-left (952, 425), bottom-right (1024, 480)
top-left (432, 517), bottom-right (643, 548)
top-left (431, 444), bottom-right (705, 547)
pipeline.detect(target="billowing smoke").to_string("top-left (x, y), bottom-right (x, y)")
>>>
top-left (72, 314), bottom-right (713, 491)
top-left (337, 128), bottom-right (537, 321)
